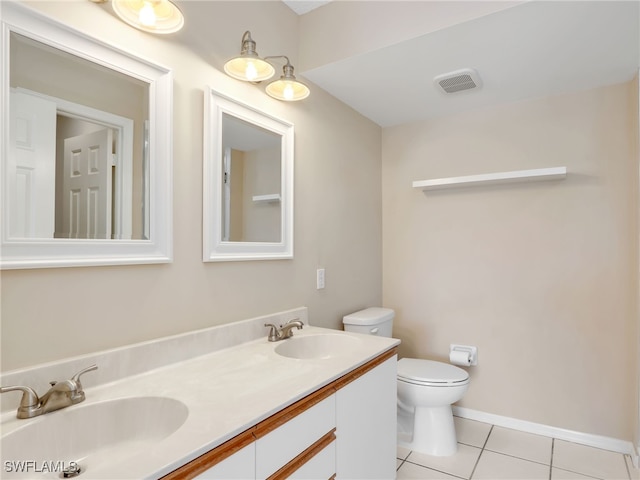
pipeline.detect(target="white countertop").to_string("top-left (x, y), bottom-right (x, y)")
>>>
top-left (1, 325), bottom-right (399, 479)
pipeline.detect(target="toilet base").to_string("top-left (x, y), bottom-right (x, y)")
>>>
top-left (399, 405), bottom-right (458, 457)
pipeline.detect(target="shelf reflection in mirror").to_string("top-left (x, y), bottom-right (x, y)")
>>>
top-left (221, 113), bottom-right (282, 243)
top-left (203, 88), bottom-right (293, 262)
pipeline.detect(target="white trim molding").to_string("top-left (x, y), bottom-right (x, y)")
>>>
top-left (203, 87), bottom-right (294, 262)
top-left (636, 66), bottom-right (640, 470)
top-left (453, 406), bottom-right (637, 464)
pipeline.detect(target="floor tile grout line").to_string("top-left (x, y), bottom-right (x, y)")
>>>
top-left (459, 441), bottom-right (483, 448)
top-left (481, 448), bottom-right (554, 467)
top-left (468, 423), bottom-right (494, 479)
top-left (624, 453), bottom-right (632, 480)
top-left (480, 424), bottom-right (494, 449)
top-left (549, 438), bottom-right (554, 480)
top-left (400, 459), bottom-right (468, 480)
top-left (399, 449), bottom-right (469, 480)
top-left (551, 465), bottom-right (604, 479)
top-left (551, 440), bottom-right (631, 480)
top-left (397, 449), bottom-right (413, 473)
top-left (397, 451), bottom-right (411, 461)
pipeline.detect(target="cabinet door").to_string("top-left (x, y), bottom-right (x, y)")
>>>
top-left (193, 442), bottom-right (255, 480)
top-left (288, 440), bottom-right (335, 480)
top-left (336, 355), bottom-right (397, 479)
top-left (256, 394), bottom-right (336, 480)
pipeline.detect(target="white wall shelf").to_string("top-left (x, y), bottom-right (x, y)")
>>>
top-left (412, 167), bottom-right (567, 191)
top-left (252, 194), bottom-right (281, 203)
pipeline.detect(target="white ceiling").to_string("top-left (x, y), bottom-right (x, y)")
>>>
top-left (283, 1), bottom-right (331, 15)
top-left (295, 1), bottom-right (639, 128)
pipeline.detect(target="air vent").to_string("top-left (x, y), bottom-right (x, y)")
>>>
top-left (434, 68), bottom-right (481, 94)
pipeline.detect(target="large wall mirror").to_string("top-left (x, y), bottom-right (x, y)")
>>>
top-left (1, 2), bottom-right (173, 268)
top-left (203, 88), bottom-right (293, 261)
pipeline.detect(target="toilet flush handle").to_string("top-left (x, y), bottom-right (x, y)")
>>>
top-left (370, 327), bottom-right (379, 335)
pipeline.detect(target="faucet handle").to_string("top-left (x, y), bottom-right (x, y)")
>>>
top-left (1, 385), bottom-right (40, 417)
top-left (69, 364), bottom-right (97, 402)
top-left (71, 364), bottom-right (98, 385)
top-left (264, 323), bottom-right (281, 342)
top-left (286, 318), bottom-right (303, 327)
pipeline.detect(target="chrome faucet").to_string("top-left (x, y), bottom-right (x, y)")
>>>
top-left (0, 364), bottom-right (97, 419)
top-left (265, 318), bottom-right (304, 342)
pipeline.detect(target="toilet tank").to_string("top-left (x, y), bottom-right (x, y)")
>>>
top-left (342, 307), bottom-right (395, 337)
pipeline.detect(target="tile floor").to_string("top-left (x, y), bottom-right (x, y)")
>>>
top-left (396, 417), bottom-right (639, 480)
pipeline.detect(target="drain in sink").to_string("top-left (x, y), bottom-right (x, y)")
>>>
top-left (61, 463), bottom-right (82, 478)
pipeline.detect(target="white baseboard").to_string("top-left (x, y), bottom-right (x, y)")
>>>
top-left (453, 406), bottom-right (637, 464)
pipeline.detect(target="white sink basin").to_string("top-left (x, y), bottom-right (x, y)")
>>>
top-left (1, 396), bottom-right (188, 478)
top-left (275, 333), bottom-right (362, 359)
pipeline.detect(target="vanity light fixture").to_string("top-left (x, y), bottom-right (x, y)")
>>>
top-left (111, 0), bottom-right (184, 34)
top-left (264, 56), bottom-right (310, 101)
top-left (224, 31), bottom-right (275, 82)
top-left (224, 31), bottom-right (310, 101)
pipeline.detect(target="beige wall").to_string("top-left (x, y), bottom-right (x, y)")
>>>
top-left (0, 1), bottom-right (383, 370)
top-left (382, 81), bottom-right (638, 441)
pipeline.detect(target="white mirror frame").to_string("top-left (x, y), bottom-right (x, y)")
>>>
top-left (203, 87), bottom-right (294, 261)
top-left (0, 2), bottom-right (173, 269)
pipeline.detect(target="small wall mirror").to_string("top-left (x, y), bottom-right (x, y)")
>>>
top-left (203, 88), bottom-right (293, 261)
top-left (1, 3), bottom-right (173, 269)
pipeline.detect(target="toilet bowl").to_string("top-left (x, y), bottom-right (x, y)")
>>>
top-left (397, 358), bottom-right (469, 456)
top-left (343, 307), bottom-right (470, 457)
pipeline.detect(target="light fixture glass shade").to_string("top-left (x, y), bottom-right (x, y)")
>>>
top-left (112, 0), bottom-right (184, 34)
top-left (266, 78), bottom-right (310, 101)
top-left (224, 31), bottom-right (275, 82)
top-left (224, 56), bottom-right (275, 82)
top-left (265, 62), bottom-right (310, 101)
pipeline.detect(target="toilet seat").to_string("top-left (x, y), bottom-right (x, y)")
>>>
top-left (398, 358), bottom-right (469, 387)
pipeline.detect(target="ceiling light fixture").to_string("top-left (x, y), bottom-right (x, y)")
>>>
top-left (224, 31), bottom-right (310, 101)
top-left (111, 0), bottom-right (184, 34)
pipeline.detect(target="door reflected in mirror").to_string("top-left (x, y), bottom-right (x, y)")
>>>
top-left (222, 113), bottom-right (281, 243)
top-left (8, 32), bottom-right (149, 240)
top-left (1, 1), bottom-right (173, 269)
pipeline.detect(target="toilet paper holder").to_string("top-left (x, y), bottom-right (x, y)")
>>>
top-left (449, 344), bottom-right (478, 366)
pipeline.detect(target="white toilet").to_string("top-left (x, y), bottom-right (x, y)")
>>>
top-left (342, 307), bottom-right (470, 457)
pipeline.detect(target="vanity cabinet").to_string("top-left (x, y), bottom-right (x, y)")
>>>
top-left (193, 440), bottom-right (255, 480)
top-left (162, 348), bottom-right (397, 480)
top-left (255, 394), bottom-right (336, 480)
top-left (335, 355), bottom-right (397, 479)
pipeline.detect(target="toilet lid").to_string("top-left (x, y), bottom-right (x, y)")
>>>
top-left (397, 358), bottom-right (469, 385)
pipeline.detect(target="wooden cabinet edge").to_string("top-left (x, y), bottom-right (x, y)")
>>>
top-left (266, 428), bottom-right (336, 480)
top-left (161, 427), bottom-right (256, 480)
top-left (254, 381), bottom-right (336, 440)
top-left (254, 346), bottom-right (397, 440)
top-left (161, 347), bottom-right (398, 479)
top-left (333, 347), bottom-right (397, 391)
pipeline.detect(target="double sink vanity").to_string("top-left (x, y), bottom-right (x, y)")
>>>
top-left (0, 308), bottom-right (399, 479)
